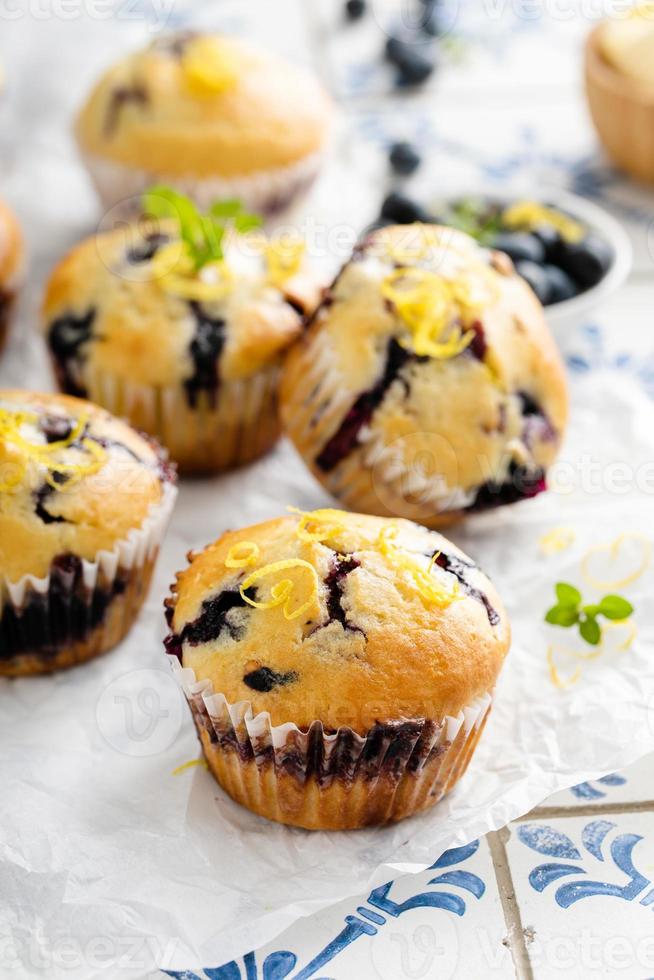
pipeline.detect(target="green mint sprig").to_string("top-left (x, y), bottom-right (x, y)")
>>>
top-left (142, 186), bottom-right (262, 272)
top-left (545, 582), bottom-right (633, 646)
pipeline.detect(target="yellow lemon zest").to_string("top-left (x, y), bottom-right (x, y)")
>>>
top-left (181, 37), bottom-right (238, 96)
top-left (377, 526), bottom-right (460, 609)
top-left (266, 238), bottom-right (305, 286)
top-left (600, 619), bottom-right (638, 653)
top-left (289, 506), bottom-right (347, 545)
top-left (502, 201), bottom-right (584, 244)
top-left (151, 241), bottom-right (234, 301)
top-left (539, 526), bottom-right (576, 556)
top-left (172, 758), bottom-right (208, 776)
top-left (547, 645), bottom-right (582, 689)
top-left (381, 267), bottom-right (487, 360)
top-left (240, 559), bottom-right (319, 621)
top-left (580, 533), bottom-right (653, 591)
top-left (0, 408), bottom-right (106, 492)
top-left (225, 541), bottom-right (260, 569)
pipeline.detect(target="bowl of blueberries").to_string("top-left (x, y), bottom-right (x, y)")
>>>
top-left (375, 183), bottom-right (632, 342)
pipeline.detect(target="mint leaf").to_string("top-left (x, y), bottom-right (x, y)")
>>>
top-left (546, 605), bottom-right (579, 627)
top-left (579, 617), bottom-right (601, 645)
top-left (599, 595), bottom-right (634, 621)
top-left (555, 582), bottom-right (582, 608)
top-left (581, 604), bottom-right (600, 618)
top-left (142, 187), bottom-right (262, 273)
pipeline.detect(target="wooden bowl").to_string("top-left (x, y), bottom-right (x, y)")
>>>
top-left (585, 24), bottom-right (654, 184)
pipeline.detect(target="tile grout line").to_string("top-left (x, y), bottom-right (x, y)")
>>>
top-left (486, 829), bottom-right (535, 980)
top-left (521, 799), bottom-right (654, 820)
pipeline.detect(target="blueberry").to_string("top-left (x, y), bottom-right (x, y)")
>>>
top-left (345, 0), bottom-right (366, 20)
top-left (532, 224), bottom-right (561, 261)
top-left (389, 141), bottom-right (421, 175)
top-left (380, 191), bottom-right (432, 224)
top-left (556, 234), bottom-right (613, 288)
top-left (385, 36), bottom-right (435, 87)
top-left (492, 232), bottom-right (545, 265)
top-left (515, 260), bottom-right (552, 305)
top-left (542, 264), bottom-right (578, 304)
top-left (395, 51), bottom-right (435, 87)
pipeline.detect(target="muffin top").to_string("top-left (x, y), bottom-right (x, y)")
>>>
top-left (166, 509), bottom-right (510, 732)
top-left (599, 6), bottom-right (654, 86)
top-left (43, 216), bottom-right (319, 398)
top-left (0, 390), bottom-right (174, 582)
top-left (281, 223), bottom-right (568, 519)
top-left (75, 32), bottom-right (333, 177)
top-left (0, 198), bottom-right (23, 291)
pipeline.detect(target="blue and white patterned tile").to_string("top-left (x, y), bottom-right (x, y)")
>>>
top-left (160, 839), bottom-right (513, 979)
top-left (539, 754), bottom-right (654, 810)
top-left (507, 813), bottom-right (654, 979)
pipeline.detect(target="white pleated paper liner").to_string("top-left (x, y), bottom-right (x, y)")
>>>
top-left (168, 653), bottom-right (493, 829)
top-left (0, 482), bottom-right (177, 671)
top-left (80, 150), bottom-right (324, 219)
top-left (72, 363), bottom-right (282, 474)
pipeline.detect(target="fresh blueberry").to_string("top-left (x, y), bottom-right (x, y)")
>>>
top-left (542, 264), bottom-right (578, 304)
top-left (395, 51), bottom-right (435, 87)
top-left (556, 234), bottom-right (613, 288)
top-left (380, 191), bottom-right (432, 224)
top-left (515, 260), bottom-right (552, 305)
top-left (389, 141), bottom-right (422, 175)
top-left (532, 224), bottom-right (562, 261)
top-left (385, 36), bottom-right (411, 63)
top-left (345, 0), bottom-right (366, 20)
top-left (420, 8), bottom-right (445, 35)
top-left (492, 232), bottom-right (545, 265)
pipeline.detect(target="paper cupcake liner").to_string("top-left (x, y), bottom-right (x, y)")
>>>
top-left (80, 150), bottom-right (323, 220)
top-left (169, 654), bottom-right (493, 830)
top-left (282, 340), bottom-right (472, 529)
top-left (0, 482), bottom-right (177, 676)
top-left (74, 362), bottom-right (282, 475)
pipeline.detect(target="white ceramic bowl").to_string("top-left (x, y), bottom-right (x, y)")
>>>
top-left (426, 186), bottom-right (633, 347)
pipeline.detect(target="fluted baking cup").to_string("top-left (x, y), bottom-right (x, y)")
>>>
top-left (169, 655), bottom-right (492, 830)
top-left (80, 151), bottom-right (324, 219)
top-left (72, 363), bottom-right (282, 474)
top-left (0, 482), bottom-right (177, 675)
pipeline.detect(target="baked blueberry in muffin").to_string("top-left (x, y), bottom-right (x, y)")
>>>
top-left (281, 223), bottom-right (568, 528)
top-left (0, 198), bottom-right (24, 354)
top-left (74, 32), bottom-right (333, 215)
top-left (0, 390), bottom-right (176, 675)
top-left (42, 190), bottom-right (321, 473)
top-left (165, 508), bottom-right (510, 829)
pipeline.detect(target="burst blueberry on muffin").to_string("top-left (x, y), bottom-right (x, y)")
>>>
top-left (0, 390), bottom-right (176, 676)
top-left (0, 198), bottom-right (24, 353)
top-left (281, 223), bottom-right (568, 528)
top-left (165, 508), bottom-right (509, 829)
top-left (42, 190), bottom-right (320, 473)
top-left (74, 32), bottom-right (333, 215)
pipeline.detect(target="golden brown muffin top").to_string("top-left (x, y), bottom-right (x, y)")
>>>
top-left (0, 198), bottom-right (24, 290)
top-left (75, 33), bottom-right (333, 177)
top-left (0, 390), bottom-right (174, 582)
top-left (167, 509), bottom-right (510, 732)
top-left (42, 222), bottom-right (320, 390)
top-left (281, 223), bottom-right (568, 520)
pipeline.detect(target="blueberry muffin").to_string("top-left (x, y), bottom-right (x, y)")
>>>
top-left (281, 223), bottom-right (568, 528)
top-left (42, 205), bottom-right (320, 473)
top-left (0, 390), bottom-right (176, 676)
top-left (75, 32), bottom-right (333, 215)
top-left (165, 508), bottom-right (509, 829)
top-left (0, 198), bottom-right (24, 353)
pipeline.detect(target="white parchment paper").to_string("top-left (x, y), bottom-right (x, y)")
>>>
top-left (2, 11), bottom-right (654, 980)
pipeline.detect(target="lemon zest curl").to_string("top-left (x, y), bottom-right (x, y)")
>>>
top-left (240, 559), bottom-right (319, 621)
top-left (377, 525), bottom-right (460, 609)
top-left (225, 541), bottom-right (260, 569)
